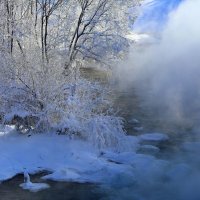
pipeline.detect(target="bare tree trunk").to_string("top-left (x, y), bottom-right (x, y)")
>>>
top-left (44, 15), bottom-right (49, 63)
top-left (40, 0), bottom-right (63, 64)
top-left (5, 0), bottom-right (14, 55)
top-left (41, 1), bottom-right (45, 62)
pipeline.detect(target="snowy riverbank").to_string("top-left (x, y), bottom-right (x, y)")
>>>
top-left (0, 125), bottom-right (170, 192)
top-left (2, 125), bottom-right (200, 200)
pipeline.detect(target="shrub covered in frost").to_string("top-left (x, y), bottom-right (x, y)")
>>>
top-left (0, 53), bottom-right (127, 149)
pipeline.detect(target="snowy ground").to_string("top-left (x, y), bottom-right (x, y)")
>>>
top-left (1, 125), bottom-right (200, 200)
top-left (0, 125), bottom-right (170, 192)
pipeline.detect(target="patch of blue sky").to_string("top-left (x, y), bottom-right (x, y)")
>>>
top-left (133, 0), bottom-right (183, 32)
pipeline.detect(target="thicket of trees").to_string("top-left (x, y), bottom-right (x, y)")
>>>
top-left (0, 0), bottom-right (140, 148)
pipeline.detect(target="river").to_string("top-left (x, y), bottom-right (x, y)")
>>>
top-left (1, 68), bottom-right (200, 200)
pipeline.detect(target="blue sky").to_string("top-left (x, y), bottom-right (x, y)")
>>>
top-left (134, 0), bottom-right (183, 32)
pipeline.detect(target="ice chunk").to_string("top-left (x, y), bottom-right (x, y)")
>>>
top-left (139, 133), bottom-right (169, 142)
top-left (128, 118), bottom-right (140, 124)
top-left (20, 171), bottom-right (50, 192)
top-left (42, 168), bottom-right (80, 182)
top-left (138, 145), bottom-right (160, 154)
top-left (19, 182), bottom-right (50, 192)
top-left (134, 127), bottom-right (144, 132)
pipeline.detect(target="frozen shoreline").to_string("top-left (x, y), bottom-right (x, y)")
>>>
top-left (0, 125), bottom-right (169, 192)
top-left (2, 125), bottom-right (200, 200)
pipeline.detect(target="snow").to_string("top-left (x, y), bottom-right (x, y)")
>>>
top-left (19, 170), bottom-right (50, 192)
top-left (128, 118), bottom-right (140, 124)
top-left (125, 32), bottom-right (157, 45)
top-left (126, 33), bottom-right (150, 42)
top-left (0, 125), bottom-right (170, 192)
top-left (139, 133), bottom-right (169, 142)
top-left (138, 145), bottom-right (160, 154)
top-left (0, 126), bottom-right (137, 184)
top-left (0, 125), bottom-right (15, 136)
top-left (133, 126), bottom-right (144, 131)
top-left (42, 168), bottom-right (81, 182)
top-left (19, 182), bottom-right (50, 192)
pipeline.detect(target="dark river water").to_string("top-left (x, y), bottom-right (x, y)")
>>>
top-left (0, 173), bottom-right (102, 200)
top-left (1, 68), bottom-right (200, 200)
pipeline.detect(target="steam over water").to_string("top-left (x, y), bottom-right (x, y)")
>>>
top-left (119, 0), bottom-right (200, 130)
top-left (108, 0), bottom-right (200, 199)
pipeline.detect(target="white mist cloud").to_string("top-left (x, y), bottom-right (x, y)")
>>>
top-left (118, 0), bottom-right (200, 126)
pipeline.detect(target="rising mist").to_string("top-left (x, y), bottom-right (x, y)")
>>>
top-left (117, 0), bottom-right (200, 129)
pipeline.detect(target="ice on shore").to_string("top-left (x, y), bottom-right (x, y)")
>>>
top-left (0, 125), bottom-right (169, 192)
top-left (42, 168), bottom-right (81, 182)
top-left (138, 145), bottom-right (160, 154)
top-left (139, 133), bottom-right (169, 142)
top-left (0, 126), bottom-right (140, 185)
top-left (20, 182), bottom-right (50, 192)
top-left (19, 170), bottom-right (50, 192)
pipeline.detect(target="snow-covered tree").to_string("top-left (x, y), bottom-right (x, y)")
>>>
top-left (0, 0), bottom-right (141, 148)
